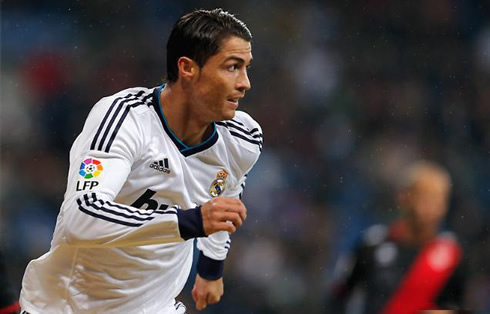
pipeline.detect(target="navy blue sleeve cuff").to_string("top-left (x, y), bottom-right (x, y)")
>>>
top-left (176, 206), bottom-right (205, 240)
top-left (197, 251), bottom-right (225, 280)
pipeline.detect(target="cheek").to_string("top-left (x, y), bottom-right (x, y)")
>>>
top-left (210, 82), bottom-right (230, 105)
top-left (201, 76), bottom-right (226, 97)
top-left (194, 82), bottom-right (218, 105)
top-left (195, 71), bottom-right (234, 113)
top-left (416, 198), bottom-right (446, 222)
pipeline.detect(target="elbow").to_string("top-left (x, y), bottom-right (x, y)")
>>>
top-left (64, 224), bottom-right (101, 247)
top-left (62, 209), bottom-right (92, 247)
top-left (63, 223), bottom-right (86, 247)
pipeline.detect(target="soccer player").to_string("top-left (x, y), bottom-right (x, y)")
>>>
top-left (20, 9), bottom-right (261, 313)
top-left (328, 161), bottom-right (467, 313)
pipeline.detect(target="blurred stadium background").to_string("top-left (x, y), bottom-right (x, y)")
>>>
top-left (1, 0), bottom-right (489, 313)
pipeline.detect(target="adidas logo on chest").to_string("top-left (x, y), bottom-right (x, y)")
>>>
top-left (149, 158), bottom-right (171, 174)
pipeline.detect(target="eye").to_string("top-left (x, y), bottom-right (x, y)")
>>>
top-left (227, 64), bottom-right (239, 71)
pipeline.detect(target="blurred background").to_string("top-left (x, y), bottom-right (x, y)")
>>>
top-left (1, 0), bottom-right (489, 313)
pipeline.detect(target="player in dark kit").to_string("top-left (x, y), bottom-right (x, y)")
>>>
top-left (328, 161), bottom-right (467, 313)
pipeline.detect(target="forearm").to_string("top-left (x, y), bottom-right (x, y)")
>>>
top-left (196, 231), bottom-right (230, 279)
top-left (63, 193), bottom-right (205, 247)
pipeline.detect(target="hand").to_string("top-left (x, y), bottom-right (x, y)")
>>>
top-left (201, 197), bottom-right (247, 235)
top-left (192, 274), bottom-right (224, 311)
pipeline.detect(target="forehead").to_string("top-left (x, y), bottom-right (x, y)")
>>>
top-left (214, 36), bottom-right (252, 61)
top-left (413, 173), bottom-right (449, 194)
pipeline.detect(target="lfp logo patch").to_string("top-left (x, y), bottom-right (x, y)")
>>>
top-left (79, 158), bottom-right (103, 179)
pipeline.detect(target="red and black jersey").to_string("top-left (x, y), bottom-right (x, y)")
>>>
top-left (328, 222), bottom-right (466, 314)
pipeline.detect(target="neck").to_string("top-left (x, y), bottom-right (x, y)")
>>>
top-left (404, 219), bottom-right (438, 246)
top-left (160, 84), bottom-right (213, 147)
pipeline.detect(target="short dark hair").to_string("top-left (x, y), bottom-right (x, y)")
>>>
top-left (166, 8), bottom-right (252, 83)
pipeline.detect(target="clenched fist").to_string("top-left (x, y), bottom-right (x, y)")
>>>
top-left (192, 274), bottom-right (224, 311)
top-left (201, 197), bottom-right (247, 235)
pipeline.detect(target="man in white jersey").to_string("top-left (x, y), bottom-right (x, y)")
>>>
top-left (20, 8), bottom-right (261, 313)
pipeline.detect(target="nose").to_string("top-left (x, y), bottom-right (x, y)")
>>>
top-left (237, 69), bottom-right (251, 92)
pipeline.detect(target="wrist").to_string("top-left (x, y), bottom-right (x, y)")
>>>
top-left (176, 206), bottom-right (205, 240)
top-left (197, 251), bottom-right (224, 280)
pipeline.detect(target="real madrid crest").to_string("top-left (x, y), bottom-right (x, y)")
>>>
top-left (209, 169), bottom-right (228, 197)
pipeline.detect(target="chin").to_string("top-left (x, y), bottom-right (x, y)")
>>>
top-left (221, 110), bottom-right (236, 121)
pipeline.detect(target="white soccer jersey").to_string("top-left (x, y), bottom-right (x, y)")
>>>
top-left (20, 86), bottom-right (262, 314)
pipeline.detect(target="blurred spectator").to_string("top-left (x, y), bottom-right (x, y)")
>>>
top-left (327, 161), bottom-right (467, 313)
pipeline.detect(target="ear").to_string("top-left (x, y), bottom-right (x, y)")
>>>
top-left (177, 57), bottom-right (198, 81)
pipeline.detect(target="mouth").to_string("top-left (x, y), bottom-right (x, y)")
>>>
top-left (226, 97), bottom-right (240, 108)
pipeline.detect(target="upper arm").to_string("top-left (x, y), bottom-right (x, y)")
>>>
top-left (59, 91), bottom-right (185, 246)
top-left (66, 91), bottom-right (150, 201)
top-left (224, 111), bottom-right (263, 199)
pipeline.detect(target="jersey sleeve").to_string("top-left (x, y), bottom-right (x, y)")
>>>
top-left (327, 239), bottom-right (372, 311)
top-left (195, 174), bottom-right (246, 264)
top-left (196, 112), bottom-right (263, 279)
top-left (435, 239), bottom-right (467, 308)
top-left (60, 92), bottom-right (204, 247)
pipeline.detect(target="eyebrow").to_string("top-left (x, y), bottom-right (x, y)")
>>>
top-left (224, 55), bottom-right (253, 65)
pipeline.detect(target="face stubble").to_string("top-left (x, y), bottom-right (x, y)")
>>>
top-left (190, 36), bottom-right (252, 123)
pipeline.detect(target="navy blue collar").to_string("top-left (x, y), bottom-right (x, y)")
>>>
top-left (152, 85), bottom-right (219, 157)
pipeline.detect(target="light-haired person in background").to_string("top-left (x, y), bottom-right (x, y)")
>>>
top-left (19, 8), bottom-right (261, 314)
top-left (328, 161), bottom-right (467, 313)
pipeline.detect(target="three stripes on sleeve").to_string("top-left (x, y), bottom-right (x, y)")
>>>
top-left (216, 119), bottom-right (263, 151)
top-left (90, 90), bottom-right (153, 153)
top-left (76, 193), bottom-right (178, 227)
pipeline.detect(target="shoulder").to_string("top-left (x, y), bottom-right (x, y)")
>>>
top-left (216, 111), bottom-right (263, 153)
top-left (92, 87), bottom-right (155, 115)
top-left (361, 224), bottom-right (388, 247)
top-left (233, 111), bottom-right (263, 134)
top-left (87, 87), bottom-right (156, 130)
top-left (215, 111), bottom-right (263, 174)
top-left (437, 230), bottom-right (462, 248)
top-left (84, 87), bottom-right (156, 153)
